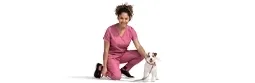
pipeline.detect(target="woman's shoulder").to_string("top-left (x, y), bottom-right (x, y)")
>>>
top-left (104, 23), bottom-right (120, 35)
top-left (127, 25), bottom-right (136, 31)
top-left (105, 24), bottom-right (116, 32)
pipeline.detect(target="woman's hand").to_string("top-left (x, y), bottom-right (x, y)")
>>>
top-left (101, 66), bottom-right (107, 77)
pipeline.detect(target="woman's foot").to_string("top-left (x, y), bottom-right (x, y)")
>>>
top-left (94, 63), bottom-right (103, 78)
top-left (120, 66), bottom-right (134, 78)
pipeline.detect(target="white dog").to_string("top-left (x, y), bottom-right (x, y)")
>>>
top-left (142, 52), bottom-right (159, 82)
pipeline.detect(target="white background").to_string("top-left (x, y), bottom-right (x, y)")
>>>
top-left (0, 0), bottom-right (255, 83)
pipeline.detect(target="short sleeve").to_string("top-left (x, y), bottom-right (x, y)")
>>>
top-left (103, 28), bottom-right (111, 42)
top-left (130, 27), bottom-right (138, 40)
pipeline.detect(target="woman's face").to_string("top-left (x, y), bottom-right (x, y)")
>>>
top-left (117, 12), bottom-right (130, 28)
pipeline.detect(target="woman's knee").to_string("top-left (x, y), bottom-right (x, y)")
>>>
top-left (130, 50), bottom-right (144, 59)
top-left (129, 50), bottom-right (141, 55)
top-left (134, 50), bottom-right (144, 56)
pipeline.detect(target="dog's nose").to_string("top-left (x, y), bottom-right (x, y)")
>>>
top-left (150, 58), bottom-right (153, 62)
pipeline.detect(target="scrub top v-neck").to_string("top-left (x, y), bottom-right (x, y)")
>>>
top-left (103, 23), bottom-right (138, 54)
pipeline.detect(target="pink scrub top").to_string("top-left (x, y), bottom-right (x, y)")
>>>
top-left (103, 23), bottom-right (138, 54)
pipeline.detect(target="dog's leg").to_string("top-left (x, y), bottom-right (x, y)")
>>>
top-left (142, 71), bottom-right (149, 80)
top-left (151, 70), bottom-right (156, 82)
top-left (142, 66), bottom-right (150, 80)
top-left (155, 71), bottom-right (159, 80)
top-left (155, 67), bottom-right (159, 80)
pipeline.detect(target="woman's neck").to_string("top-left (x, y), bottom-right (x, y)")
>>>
top-left (117, 23), bottom-right (126, 30)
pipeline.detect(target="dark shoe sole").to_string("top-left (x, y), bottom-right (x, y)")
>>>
top-left (94, 63), bottom-right (103, 78)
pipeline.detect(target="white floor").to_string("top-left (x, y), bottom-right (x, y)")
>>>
top-left (0, 53), bottom-right (166, 83)
top-left (1, 50), bottom-right (254, 83)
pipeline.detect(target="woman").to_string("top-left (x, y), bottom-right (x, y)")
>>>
top-left (94, 3), bottom-right (147, 80)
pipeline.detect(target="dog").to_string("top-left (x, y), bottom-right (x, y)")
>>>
top-left (142, 52), bottom-right (159, 82)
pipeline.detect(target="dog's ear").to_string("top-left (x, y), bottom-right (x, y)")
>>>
top-left (146, 52), bottom-right (150, 57)
top-left (153, 52), bottom-right (157, 57)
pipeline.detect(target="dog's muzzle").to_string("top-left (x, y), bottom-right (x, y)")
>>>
top-left (150, 58), bottom-right (153, 62)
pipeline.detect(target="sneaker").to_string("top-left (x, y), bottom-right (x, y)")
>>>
top-left (94, 63), bottom-right (103, 78)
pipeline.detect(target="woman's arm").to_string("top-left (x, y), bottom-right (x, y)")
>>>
top-left (133, 39), bottom-right (146, 58)
top-left (103, 40), bottom-right (110, 66)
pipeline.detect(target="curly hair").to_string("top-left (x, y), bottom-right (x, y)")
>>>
top-left (115, 3), bottom-right (133, 21)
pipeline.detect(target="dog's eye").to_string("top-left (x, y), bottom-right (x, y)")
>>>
top-left (147, 55), bottom-right (150, 57)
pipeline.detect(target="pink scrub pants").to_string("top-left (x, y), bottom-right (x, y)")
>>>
top-left (106, 50), bottom-right (143, 80)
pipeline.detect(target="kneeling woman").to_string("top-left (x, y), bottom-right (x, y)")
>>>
top-left (94, 3), bottom-right (147, 80)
